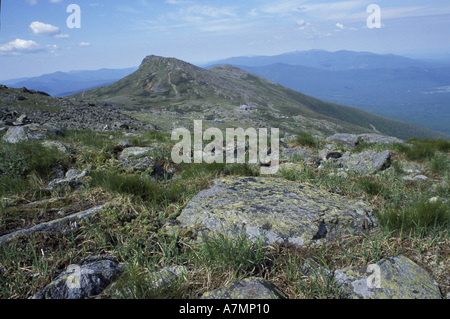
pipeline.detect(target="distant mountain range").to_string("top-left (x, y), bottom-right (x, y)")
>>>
top-left (70, 54), bottom-right (448, 141)
top-left (205, 50), bottom-right (450, 135)
top-left (2, 68), bottom-right (137, 97)
top-left (204, 49), bottom-right (442, 70)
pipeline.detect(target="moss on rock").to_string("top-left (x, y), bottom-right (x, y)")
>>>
top-left (334, 256), bottom-right (443, 299)
top-left (175, 177), bottom-right (377, 247)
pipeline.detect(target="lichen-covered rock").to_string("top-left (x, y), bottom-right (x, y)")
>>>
top-left (41, 140), bottom-right (69, 154)
top-left (357, 133), bottom-right (404, 145)
top-left (2, 126), bottom-right (30, 143)
top-left (118, 147), bottom-right (162, 175)
top-left (32, 260), bottom-right (123, 299)
top-left (330, 150), bottom-right (391, 174)
top-left (281, 147), bottom-right (316, 163)
top-left (326, 133), bottom-right (403, 148)
top-left (334, 256), bottom-right (443, 299)
top-left (47, 169), bottom-right (91, 190)
top-left (399, 161), bottom-right (422, 175)
top-left (326, 134), bottom-right (360, 147)
top-left (201, 277), bottom-right (286, 299)
top-left (175, 177), bottom-right (376, 247)
top-left (2, 123), bottom-right (64, 143)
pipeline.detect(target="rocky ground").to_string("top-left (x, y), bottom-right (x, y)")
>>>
top-left (0, 101), bottom-right (449, 300)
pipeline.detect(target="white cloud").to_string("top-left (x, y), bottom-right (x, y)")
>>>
top-left (55, 33), bottom-right (71, 39)
top-left (336, 22), bottom-right (345, 30)
top-left (30, 21), bottom-right (60, 36)
top-left (29, 21), bottom-right (70, 39)
top-left (0, 39), bottom-right (43, 56)
top-left (296, 19), bottom-right (312, 30)
top-left (79, 42), bottom-right (91, 47)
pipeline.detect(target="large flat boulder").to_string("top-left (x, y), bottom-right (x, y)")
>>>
top-left (175, 177), bottom-right (377, 247)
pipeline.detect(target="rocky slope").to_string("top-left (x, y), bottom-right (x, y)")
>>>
top-left (0, 85), bottom-right (155, 132)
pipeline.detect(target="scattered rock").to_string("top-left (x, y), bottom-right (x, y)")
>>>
top-left (175, 177), bottom-right (377, 247)
top-left (41, 140), bottom-right (69, 154)
top-left (326, 133), bottom-right (403, 148)
top-left (413, 175), bottom-right (428, 181)
top-left (237, 104), bottom-right (257, 111)
top-left (281, 147), bottom-right (317, 163)
top-left (47, 169), bottom-right (91, 190)
top-left (329, 150), bottom-right (391, 174)
top-left (117, 140), bottom-right (132, 147)
top-left (318, 149), bottom-right (342, 161)
top-left (399, 161), bottom-right (422, 175)
top-left (431, 180), bottom-right (448, 193)
top-left (0, 205), bottom-right (105, 245)
top-left (326, 134), bottom-right (360, 148)
top-left (357, 133), bottom-right (404, 145)
top-left (118, 147), bottom-right (163, 175)
top-left (32, 260), bottom-right (123, 299)
top-left (334, 256), bottom-right (443, 299)
top-left (201, 277), bottom-right (286, 299)
top-left (2, 126), bottom-right (29, 143)
top-left (13, 114), bottom-right (28, 126)
top-left (2, 123), bottom-right (64, 144)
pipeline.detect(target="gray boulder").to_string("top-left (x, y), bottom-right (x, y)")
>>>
top-left (399, 161), bottom-right (423, 175)
top-left (326, 133), bottom-right (360, 147)
top-left (201, 277), bottom-right (286, 299)
top-left (357, 133), bottom-right (404, 145)
top-left (47, 169), bottom-right (91, 190)
top-left (281, 147), bottom-right (318, 164)
top-left (330, 150), bottom-right (391, 174)
top-left (326, 133), bottom-right (403, 148)
top-left (118, 147), bottom-right (162, 175)
top-left (175, 177), bottom-right (377, 247)
top-left (41, 140), bottom-right (69, 154)
top-left (2, 123), bottom-right (64, 143)
top-left (334, 256), bottom-right (443, 299)
top-left (2, 126), bottom-right (30, 143)
top-left (32, 260), bottom-right (123, 299)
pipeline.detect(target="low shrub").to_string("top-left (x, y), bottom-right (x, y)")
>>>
top-left (294, 133), bottom-right (317, 148)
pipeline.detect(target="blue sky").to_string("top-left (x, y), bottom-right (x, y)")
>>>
top-left (1, 0), bottom-right (450, 80)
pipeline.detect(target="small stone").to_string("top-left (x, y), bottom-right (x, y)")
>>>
top-left (32, 260), bottom-right (123, 299)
